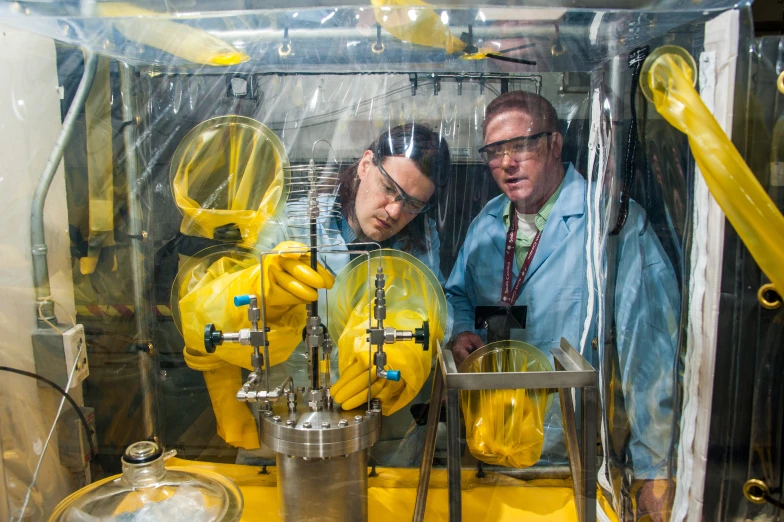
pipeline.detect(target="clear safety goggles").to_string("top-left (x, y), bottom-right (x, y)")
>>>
top-left (478, 132), bottom-right (554, 165)
top-left (373, 157), bottom-right (431, 215)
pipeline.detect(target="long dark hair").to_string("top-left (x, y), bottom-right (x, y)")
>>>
top-left (338, 124), bottom-right (450, 253)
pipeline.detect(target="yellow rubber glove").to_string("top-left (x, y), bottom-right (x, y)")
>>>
top-left (178, 255), bottom-right (305, 370)
top-left (328, 250), bottom-right (448, 416)
top-left (331, 354), bottom-right (406, 411)
top-left (263, 241), bottom-right (335, 319)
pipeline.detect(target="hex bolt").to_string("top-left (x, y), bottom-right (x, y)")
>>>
top-left (321, 422), bottom-right (330, 428)
top-left (286, 420), bottom-right (295, 426)
top-left (354, 415), bottom-right (363, 423)
top-left (272, 415), bottom-right (281, 422)
top-left (338, 419), bottom-right (349, 427)
top-left (302, 421), bottom-right (312, 429)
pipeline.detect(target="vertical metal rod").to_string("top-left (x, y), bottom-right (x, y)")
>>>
top-left (413, 362), bottom-right (445, 522)
top-left (446, 386), bottom-right (462, 522)
top-left (582, 387), bottom-right (598, 522)
top-left (308, 162), bottom-right (320, 390)
top-left (120, 62), bottom-right (159, 442)
top-left (258, 252), bottom-right (271, 391)
top-left (31, 51), bottom-right (98, 322)
top-left (556, 360), bottom-right (584, 520)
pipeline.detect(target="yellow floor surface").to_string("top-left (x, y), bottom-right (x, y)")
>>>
top-left (169, 457), bottom-right (616, 521)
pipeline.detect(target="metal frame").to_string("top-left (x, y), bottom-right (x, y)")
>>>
top-left (414, 337), bottom-right (598, 522)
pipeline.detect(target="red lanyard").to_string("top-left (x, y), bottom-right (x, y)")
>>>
top-left (501, 214), bottom-right (542, 306)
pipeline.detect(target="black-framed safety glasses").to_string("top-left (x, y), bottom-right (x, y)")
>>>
top-left (373, 157), bottom-right (431, 215)
top-left (478, 132), bottom-right (554, 164)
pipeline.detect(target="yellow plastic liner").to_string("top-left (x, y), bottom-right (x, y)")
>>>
top-left (643, 46), bottom-right (784, 295)
top-left (459, 341), bottom-right (552, 469)
top-left (328, 249), bottom-right (447, 415)
top-left (96, 3), bottom-right (249, 66)
top-left (171, 116), bottom-right (288, 247)
top-left (166, 458), bottom-right (619, 522)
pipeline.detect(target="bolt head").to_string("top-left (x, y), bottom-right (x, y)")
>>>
top-left (285, 419), bottom-right (295, 426)
top-left (354, 415), bottom-right (363, 423)
top-left (272, 415), bottom-right (281, 422)
top-left (321, 422), bottom-right (330, 428)
top-left (302, 421), bottom-right (312, 429)
top-left (338, 419), bottom-right (349, 427)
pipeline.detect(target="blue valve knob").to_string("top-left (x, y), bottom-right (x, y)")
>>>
top-left (386, 370), bottom-right (401, 382)
top-left (234, 295), bottom-right (252, 307)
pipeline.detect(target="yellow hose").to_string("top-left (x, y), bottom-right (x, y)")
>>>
top-left (643, 48), bottom-right (784, 295)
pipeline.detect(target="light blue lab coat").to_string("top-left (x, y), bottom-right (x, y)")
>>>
top-left (446, 164), bottom-right (679, 479)
top-left (237, 196), bottom-right (446, 466)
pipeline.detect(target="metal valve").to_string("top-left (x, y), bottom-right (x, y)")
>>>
top-left (415, 320), bottom-right (429, 351)
top-left (204, 323), bottom-right (223, 353)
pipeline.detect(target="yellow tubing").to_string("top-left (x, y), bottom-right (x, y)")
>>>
top-left (643, 48), bottom-right (784, 295)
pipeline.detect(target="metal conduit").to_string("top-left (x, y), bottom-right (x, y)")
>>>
top-left (31, 50), bottom-right (98, 322)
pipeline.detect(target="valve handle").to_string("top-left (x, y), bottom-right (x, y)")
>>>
top-left (233, 295), bottom-right (252, 307)
top-left (386, 369), bottom-right (401, 382)
top-left (415, 320), bottom-right (430, 351)
top-left (204, 323), bottom-right (223, 354)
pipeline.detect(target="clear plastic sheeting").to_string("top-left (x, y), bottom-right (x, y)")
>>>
top-left (0, 1), bottom-right (761, 521)
top-left (459, 341), bottom-right (552, 469)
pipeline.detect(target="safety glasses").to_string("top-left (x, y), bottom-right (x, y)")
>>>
top-left (373, 157), bottom-right (431, 215)
top-left (478, 132), bottom-right (553, 165)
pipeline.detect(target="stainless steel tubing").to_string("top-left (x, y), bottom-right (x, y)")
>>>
top-left (31, 51), bottom-right (98, 322)
top-left (277, 450), bottom-right (368, 522)
top-left (413, 364), bottom-right (445, 522)
top-left (119, 62), bottom-right (159, 442)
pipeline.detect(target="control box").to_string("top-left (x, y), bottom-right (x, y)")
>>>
top-left (32, 324), bottom-right (89, 390)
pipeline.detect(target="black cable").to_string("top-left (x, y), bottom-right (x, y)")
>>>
top-left (0, 366), bottom-right (96, 459)
top-left (611, 46), bottom-right (649, 235)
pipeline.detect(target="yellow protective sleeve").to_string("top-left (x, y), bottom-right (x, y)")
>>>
top-left (645, 49), bottom-right (784, 295)
top-left (182, 347), bottom-right (259, 450)
top-left (95, 3), bottom-right (249, 66)
top-left (171, 117), bottom-right (287, 247)
top-left (81, 56), bottom-right (115, 275)
top-left (178, 255), bottom-right (305, 371)
top-left (161, 459), bottom-right (621, 522)
top-left (460, 341), bottom-right (552, 469)
top-left (328, 249), bottom-right (448, 416)
top-left (371, 0), bottom-right (466, 55)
